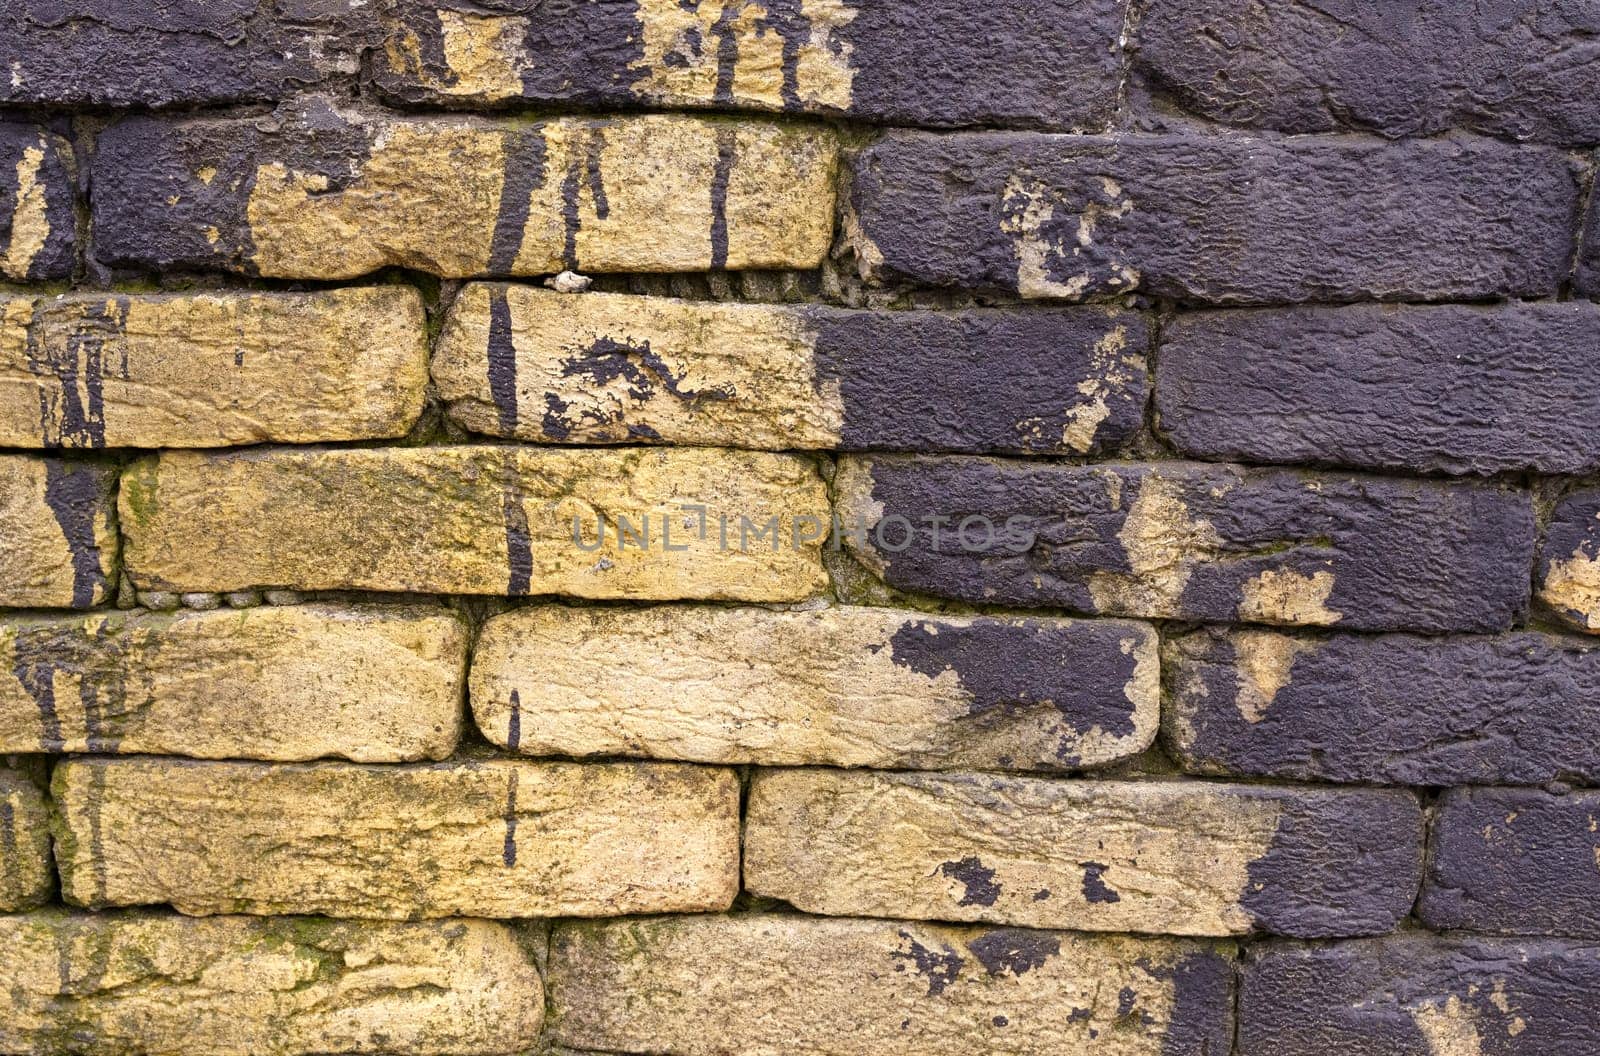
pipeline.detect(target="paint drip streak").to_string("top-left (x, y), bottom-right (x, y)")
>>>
top-left (506, 689), bottom-right (522, 751)
top-left (486, 287), bottom-right (519, 434)
top-left (488, 130), bottom-right (546, 274)
top-left (560, 125), bottom-right (609, 271)
top-left (502, 769), bottom-right (520, 867)
top-left (710, 126), bottom-right (737, 270)
top-left (42, 460), bottom-right (106, 608)
top-left (500, 457), bottom-right (533, 596)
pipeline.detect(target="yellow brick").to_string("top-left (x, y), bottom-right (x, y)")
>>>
top-left (0, 771), bottom-right (52, 911)
top-left (0, 455), bottom-right (117, 609)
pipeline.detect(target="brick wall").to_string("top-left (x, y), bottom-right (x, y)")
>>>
top-left (2, 2), bottom-right (1598, 1054)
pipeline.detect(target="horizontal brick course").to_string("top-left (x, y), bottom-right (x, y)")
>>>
top-left (92, 103), bottom-right (838, 279)
top-left (0, 456), bottom-right (118, 610)
top-left (54, 757), bottom-right (739, 918)
top-left (1, 604), bottom-right (467, 761)
top-left (472, 604), bottom-right (1157, 771)
top-left (0, 770), bottom-right (52, 911)
top-left (1166, 627), bottom-right (1600, 786)
top-left (0, 287), bottom-right (428, 449)
top-left (0, 909), bottom-right (544, 1055)
top-left (434, 285), bottom-right (1147, 455)
top-left (0, 121), bottom-right (74, 283)
top-left (744, 769), bottom-right (1423, 938)
top-left (548, 914), bottom-right (1233, 1056)
top-left (848, 132), bottom-right (1578, 304)
top-left (837, 456), bottom-right (1533, 633)
top-left (1157, 301), bottom-right (1600, 475)
top-left (119, 445), bottom-right (829, 601)
top-left (1539, 488), bottom-right (1600, 633)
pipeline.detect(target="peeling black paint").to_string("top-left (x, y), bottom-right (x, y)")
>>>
top-left (41, 460), bottom-right (112, 610)
top-left (543, 334), bottom-right (733, 441)
top-left (0, 121), bottom-right (75, 280)
top-left (1080, 862), bottom-right (1121, 904)
top-left (9, 618), bottom-right (132, 755)
top-left (27, 298), bottom-right (132, 450)
top-left (967, 929), bottom-right (1059, 978)
top-left (939, 857), bottom-right (1000, 907)
top-left (890, 929), bottom-right (964, 997)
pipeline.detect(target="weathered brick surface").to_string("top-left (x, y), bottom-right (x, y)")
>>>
top-left (375, 0), bottom-right (1126, 131)
top-left (1540, 488), bottom-right (1600, 633)
top-left (1134, 0), bottom-right (1600, 145)
top-left (1579, 191), bottom-right (1600, 297)
top-left (848, 132), bottom-right (1577, 304)
top-left (92, 102), bottom-right (838, 279)
top-left (1167, 627), bottom-right (1600, 786)
top-left (1157, 302), bottom-right (1600, 475)
top-left (120, 446), bottom-right (828, 601)
top-left (0, 121), bottom-right (75, 282)
top-left (0, 604), bottom-right (467, 762)
top-left (0, 456), bottom-right (118, 610)
top-left (837, 456), bottom-right (1532, 634)
top-left (745, 769), bottom-right (1422, 938)
top-left (0, 287), bottom-right (427, 449)
top-left (0, 909), bottom-right (544, 1056)
top-left (0, 770), bottom-right (52, 911)
top-left (55, 757), bottom-right (739, 918)
top-left (434, 285), bottom-right (1148, 454)
top-left (1421, 787), bottom-right (1600, 938)
top-left (1241, 936), bottom-right (1600, 1056)
top-left (472, 604), bottom-right (1158, 771)
top-left (547, 914), bottom-right (1233, 1056)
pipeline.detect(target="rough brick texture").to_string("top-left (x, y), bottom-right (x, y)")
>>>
top-left (1540, 488), bottom-right (1600, 633)
top-left (0, 121), bottom-right (75, 282)
top-left (0, 456), bottom-right (119, 610)
top-left (0, 770), bottom-right (53, 911)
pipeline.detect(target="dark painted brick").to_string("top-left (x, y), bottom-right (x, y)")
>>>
top-left (1168, 627), bottom-right (1600, 786)
top-left (1158, 302), bottom-right (1600, 475)
top-left (1422, 787), bottom-right (1600, 938)
top-left (848, 132), bottom-right (1578, 305)
top-left (1242, 936), bottom-right (1600, 1056)
top-left (0, 121), bottom-right (75, 283)
top-left (838, 456), bottom-right (1533, 634)
top-left (1579, 190), bottom-right (1600, 297)
top-left (0, 0), bottom-right (374, 107)
top-left (1134, 0), bottom-right (1600, 145)
top-left (1539, 489), bottom-right (1600, 633)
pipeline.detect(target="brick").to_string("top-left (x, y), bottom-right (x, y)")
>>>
top-left (745, 768), bottom-right (1422, 938)
top-left (1, 121), bottom-right (75, 282)
top-left (0, 909), bottom-right (543, 1056)
top-left (54, 756), bottom-right (739, 918)
top-left (1420, 787), bottom-right (1600, 938)
top-left (1241, 936), bottom-right (1600, 1056)
top-left (375, 0), bottom-right (1126, 131)
top-left (0, 455), bottom-right (118, 609)
top-left (547, 914), bottom-right (1232, 1056)
top-left (0, 770), bottom-right (52, 911)
top-left (434, 285), bottom-right (1147, 454)
top-left (0, 603), bottom-right (467, 762)
top-left (1167, 627), bottom-right (1600, 786)
top-left (848, 132), bottom-right (1577, 304)
top-left (120, 445), bottom-right (828, 601)
top-left (92, 101), bottom-right (838, 279)
top-left (0, 287), bottom-right (428, 449)
top-left (1158, 301), bottom-right (1600, 475)
top-left (1134, 0), bottom-right (1600, 145)
top-left (837, 456), bottom-right (1532, 634)
top-left (1579, 191), bottom-right (1600, 297)
top-left (472, 604), bottom-right (1158, 771)
top-left (1539, 488), bottom-right (1600, 633)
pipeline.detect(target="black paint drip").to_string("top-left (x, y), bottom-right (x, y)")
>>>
top-left (486, 287), bottom-right (519, 434)
top-left (502, 769), bottom-right (520, 867)
top-left (27, 298), bottom-right (130, 449)
top-left (708, 0), bottom-right (809, 109)
top-left (506, 689), bottom-right (522, 751)
top-left (544, 335), bottom-right (733, 440)
top-left (488, 130), bottom-right (547, 275)
top-left (499, 455), bottom-right (533, 597)
top-left (560, 124), bottom-right (610, 271)
top-left (709, 125), bottom-right (737, 270)
top-left (42, 460), bottom-right (108, 609)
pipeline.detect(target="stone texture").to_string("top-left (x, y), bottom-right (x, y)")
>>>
top-left (0, 603), bottom-right (468, 762)
top-left (0, 287), bottom-right (428, 449)
top-left (1539, 488), bottom-right (1600, 633)
top-left (848, 132), bottom-right (1577, 304)
top-left (472, 604), bottom-right (1158, 771)
top-left (0, 769), bottom-right (52, 911)
top-left (1241, 935), bottom-right (1600, 1056)
top-left (434, 285), bottom-right (1147, 455)
top-left (547, 914), bottom-right (1233, 1056)
top-left (1421, 787), bottom-right (1600, 938)
top-left (92, 100), bottom-right (838, 279)
top-left (1166, 627), bottom-right (1600, 786)
top-left (1579, 190), bottom-right (1600, 297)
top-left (1, 120), bottom-right (75, 282)
top-left (0, 455), bottom-right (118, 609)
top-left (836, 456), bottom-right (1532, 634)
top-left (55, 756), bottom-right (739, 918)
top-left (0, 908), bottom-right (543, 1056)
top-left (0, 1), bottom-right (376, 108)
top-left (119, 445), bottom-right (829, 601)
top-left (374, 0), bottom-right (1127, 131)
top-left (1134, 0), bottom-right (1600, 145)
top-left (745, 768), bottom-right (1423, 938)
top-left (1158, 301), bottom-right (1600, 475)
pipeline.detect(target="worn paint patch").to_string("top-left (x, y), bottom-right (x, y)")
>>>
top-left (1087, 472), bottom-right (1224, 618)
top-left (1229, 631), bottom-right (1315, 724)
top-left (1238, 567), bottom-right (1342, 626)
top-left (0, 143), bottom-right (49, 281)
top-left (1543, 549), bottom-right (1600, 632)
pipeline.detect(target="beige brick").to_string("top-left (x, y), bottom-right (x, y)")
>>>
top-left (0, 455), bottom-right (118, 609)
top-left (547, 914), bottom-right (1233, 1056)
top-left (55, 757), bottom-right (740, 919)
top-left (0, 288), bottom-right (428, 449)
top-left (0, 770), bottom-right (51, 911)
top-left (120, 445), bottom-right (829, 601)
top-left (0, 909), bottom-right (543, 1056)
top-left (473, 604), bottom-right (1157, 771)
top-left (745, 768), bottom-right (1423, 938)
top-left (0, 604), bottom-right (467, 762)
